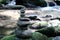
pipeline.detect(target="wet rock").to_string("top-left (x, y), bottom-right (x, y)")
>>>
top-left (37, 27), bottom-right (56, 37)
top-left (37, 24), bottom-right (60, 37)
top-left (0, 34), bottom-right (5, 39)
top-left (54, 1), bottom-right (60, 5)
top-left (15, 28), bottom-right (32, 39)
top-left (27, 16), bottom-right (37, 20)
top-left (16, 0), bottom-right (47, 7)
top-left (30, 21), bottom-right (48, 29)
top-left (1, 32), bottom-right (48, 40)
top-left (32, 32), bottom-right (48, 40)
top-left (48, 2), bottom-right (55, 6)
top-left (50, 18), bottom-right (60, 20)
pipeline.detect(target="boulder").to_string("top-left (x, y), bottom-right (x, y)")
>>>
top-left (16, 0), bottom-right (47, 7)
top-left (30, 21), bottom-right (48, 29)
top-left (37, 25), bottom-right (60, 37)
top-left (37, 27), bottom-right (56, 37)
top-left (32, 32), bottom-right (48, 40)
top-left (1, 32), bottom-right (48, 40)
top-left (48, 2), bottom-right (55, 6)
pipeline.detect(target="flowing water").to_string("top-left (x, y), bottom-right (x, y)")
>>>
top-left (49, 36), bottom-right (60, 40)
top-left (7, 0), bottom-right (16, 6)
top-left (2, 0), bottom-right (60, 40)
top-left (37, 1), bottom-right (60, 12)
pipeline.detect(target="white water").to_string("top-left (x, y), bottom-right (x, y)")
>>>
top-left (37, 1), bottom-right (60, 12)
top-left (7, 0), bottom-right (16, 6)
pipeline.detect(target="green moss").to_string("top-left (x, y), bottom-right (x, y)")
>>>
top-left (1, 32), bottom-right (48, 40)
top-left (48, 37), bottom-right (53, 40)
top-left (1, 35), bottom-right (15, 40)
top-left (32, 32), bottom-right (48, 40)
top-left (0, 0), bottom-right (6, 4)
top-left (37, 27), bottom-right (56, 37)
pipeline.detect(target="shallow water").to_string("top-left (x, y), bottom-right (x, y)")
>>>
top-left (49, 36), bottom-right (60, 40)
top-left (37, 6), bottom-right (60, 12)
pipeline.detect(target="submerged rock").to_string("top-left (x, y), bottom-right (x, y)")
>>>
top-left (48, 36), bottom-right (60, 40)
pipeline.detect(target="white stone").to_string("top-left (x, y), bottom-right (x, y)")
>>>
top-left (48, 19), bottom-right (60, 27)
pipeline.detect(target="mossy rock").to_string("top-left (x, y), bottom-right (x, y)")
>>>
top-left (1, 35), bottom-right (16, 40)
top-left (31, 21), bottom-right (48, 29)
top-left (0, 0), bottom-right (6, 4)
top-left (37, 27), bottom-right (56, 37)
top-left (32, 32), bottom-right (48, 40)
top-left (37, 26), bottom-right (60, 37)
top-left (1, 32), bottom-right (48, 40)
top-left (39, 21), bottom-right (48, 27)
top-left (54, 26), bottom-right (60, 36)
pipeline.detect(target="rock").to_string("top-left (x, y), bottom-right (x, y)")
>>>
top-left (37, 25), bottom-right (60, 37)
top-left (54, 0), bottom-right (60, 5)
top-left (37, 27), bottom-right (56, 37)
top-left (32, 32), bottom-right (48, 40)
top-left (48, 2), bottom-right (55, 6)
top-left (48, 19), bottom-right (60, 27)
top-left (16, 0), bottom-right (47, 7)
top-left (27, 16), bottom-right (37, 20)
top-left (30, 21), bottom-right (48, 29)
top-left (0, 34), bottom-right (5, 39)
top-left (1, 32), bottom-right (48, 40)
top-left (50, 17), bottom-right (60, 20)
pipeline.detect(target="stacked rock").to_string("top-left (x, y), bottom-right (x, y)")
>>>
top-left (1, 7), bottom-right (48, 40)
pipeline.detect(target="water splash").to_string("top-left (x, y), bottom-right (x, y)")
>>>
top-left (38, 1), bottom-right (60, 12)
top-left (7, 0), bottom-right (16, 6)
top-left (53, 1), bottom-right (57, 6)
top-left (46, 1), bottom-right (57, 7)
top-left (46, 1), bottom-right (49, 7)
